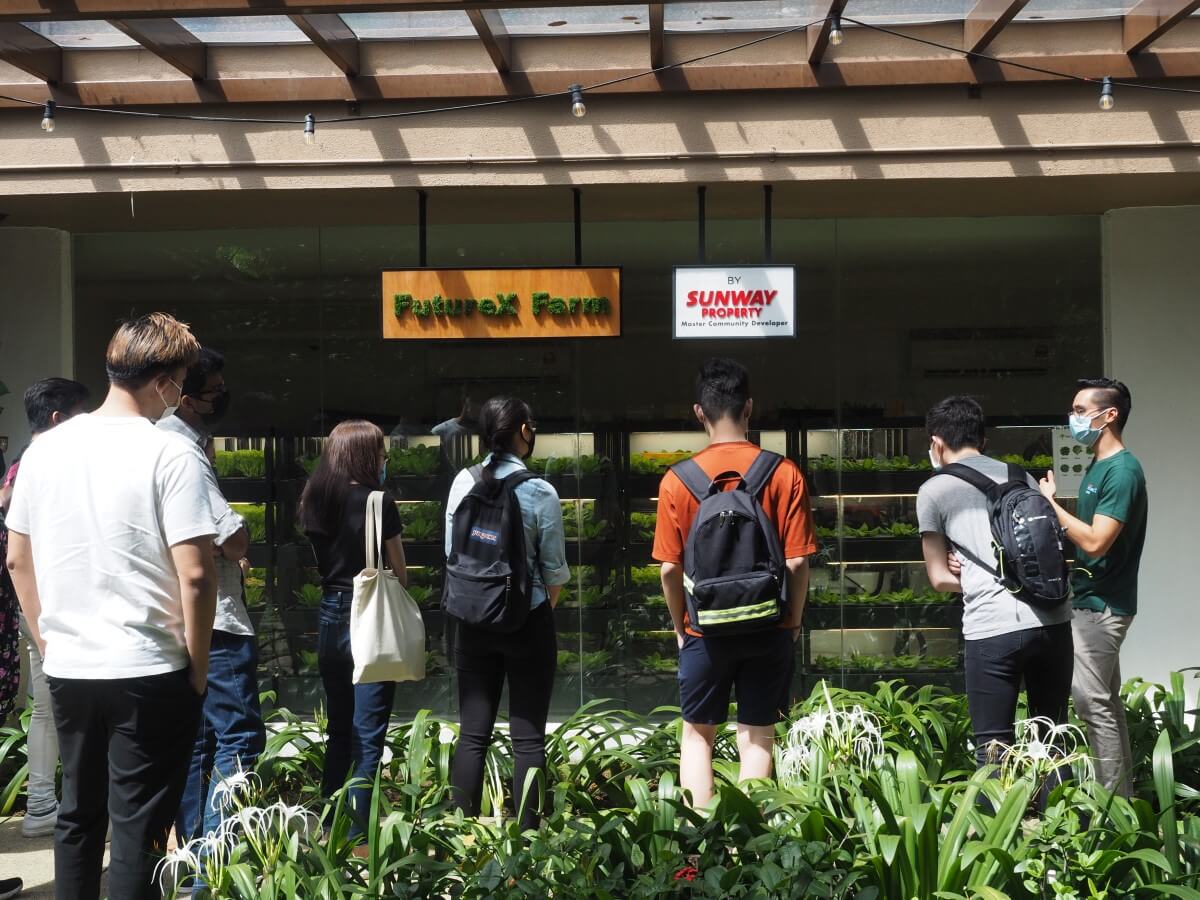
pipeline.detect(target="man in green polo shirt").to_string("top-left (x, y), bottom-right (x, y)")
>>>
top-left (1040, 378), bottom-right (1147, 797)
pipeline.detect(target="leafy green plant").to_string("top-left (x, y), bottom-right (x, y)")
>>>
top-left (0, 707), bottom-right (30, 814)
top-left (387, 444), bottom-right (441, 478)
top-left (639, 652), bottom-right (678, 674)
top-left (399, 501), bottom-right (442, 543)
top-left (230, 503), bottom-right (267, 543)
top-left (526, 454), bottom-right (611, 476)
top-left (629, 511), bottom-right (657, 542)
top-left (562, 501), bottom-right (610, 541)
top-left (998, 453), bottom-right (1055, 469)
top-left (812, 653), bottom-right (958, 672)
top-left (294, 583), bottom-right (323, 608)
top-left (810, 455), bottom-right (932, 473)
top-left (215, 449), bottom-right (266, 478)
top-left (817, 521), bottom-right (920, 539)
top-left (809, 588), bottom-right (956, 606)
top-left (630, 450), bottom-right (694, 475)
top-left (629, 565), bottom-right (662, 589)
top-left (557, 650), bottom-right (613, 672)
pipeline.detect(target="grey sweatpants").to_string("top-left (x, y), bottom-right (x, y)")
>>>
top-left (1071, 607), bottom-right (1134, 797)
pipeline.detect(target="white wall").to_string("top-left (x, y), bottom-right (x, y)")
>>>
top-left (1104, 206), bottom-right (1200, 690)
top-left (0, 228), bottom-right (73, 460)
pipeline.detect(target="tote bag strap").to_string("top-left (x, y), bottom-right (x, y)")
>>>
top-left (363, 490), bottom-right (385, 571)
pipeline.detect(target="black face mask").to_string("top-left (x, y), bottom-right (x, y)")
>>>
top-left (522, 425), bottom-right (536, 461)
top-left (202, 389), bottom-right (231, 425)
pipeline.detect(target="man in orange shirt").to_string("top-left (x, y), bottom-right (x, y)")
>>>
top-left (652, 358), bottom-right (816, 806)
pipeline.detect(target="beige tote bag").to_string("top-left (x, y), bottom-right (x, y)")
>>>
top-left (350, 491), bottom-right (426, 684)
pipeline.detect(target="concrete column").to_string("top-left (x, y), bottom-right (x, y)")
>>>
top-left (0, 228), bottom-right (73, 461)
top-left (1103, 206), bottom-right (1200, 691)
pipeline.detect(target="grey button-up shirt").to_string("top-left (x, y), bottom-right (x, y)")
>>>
top-left (157, 415), bottom-right (254, 636)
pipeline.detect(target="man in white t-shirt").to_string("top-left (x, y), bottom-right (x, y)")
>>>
top-left (5, 312), bottom-right (217, 900)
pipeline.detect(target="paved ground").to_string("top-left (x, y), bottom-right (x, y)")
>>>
top-left (0, 815), bottom-right (108, 898)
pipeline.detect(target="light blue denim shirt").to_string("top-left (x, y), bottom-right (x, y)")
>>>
top-left (444, 453), bottom-right (571, 609)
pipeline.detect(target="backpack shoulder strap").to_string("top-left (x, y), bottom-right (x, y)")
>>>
top-left (940, 462), bottom-right (1002, 501)
top-left (1005, 462), bottom-right (1028, 486)
top-left (670, 458), bottom-right (712, 502)
top-left (742, 450), bottom-right (784, 498)
top-left (503, 469), bottom-right (542, 489)
top-left (468, 464), bottom-right (484, 484)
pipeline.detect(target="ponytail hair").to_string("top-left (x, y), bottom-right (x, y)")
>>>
top-left (477, 396), bottom-right (533, 481)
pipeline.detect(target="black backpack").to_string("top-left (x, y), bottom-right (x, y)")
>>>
top-left (672, 450), bottom-right (788, 636)
top-left (442, 465), bottom-right (540, 632)
top-left (941, 462), bottom-right (1070, 609)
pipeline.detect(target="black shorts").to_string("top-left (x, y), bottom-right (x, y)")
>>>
top-left (677, 628), bottom-right (796, 726)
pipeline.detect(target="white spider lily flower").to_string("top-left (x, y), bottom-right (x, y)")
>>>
top-left (776, 684), bottom-right (884, 786)
top-left (209, 766), bottom-right (262, 813)
top-left (154, 844), bottom-right (202, 894)
top-left (997, 716), bottom-right (1095, 789)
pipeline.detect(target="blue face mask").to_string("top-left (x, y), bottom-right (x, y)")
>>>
top-left (379, 463), bottom-right (388, 485)
top-left (1069, 410), bottom-right (1112, 447)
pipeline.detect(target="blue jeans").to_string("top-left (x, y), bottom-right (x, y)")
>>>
top-left (175, 631), bottom-right (266, 843)
top-left (318, 591), bottom-right (396, 835)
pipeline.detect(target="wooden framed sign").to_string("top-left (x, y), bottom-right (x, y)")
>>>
top-left (381, 267), bottom-right (621, 340)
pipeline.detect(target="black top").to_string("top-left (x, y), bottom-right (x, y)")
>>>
top-left (307, 485), bottom-right (404, 592)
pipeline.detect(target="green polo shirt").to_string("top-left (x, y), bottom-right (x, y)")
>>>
top-left (1071, 449), bottom-right (1148, 617)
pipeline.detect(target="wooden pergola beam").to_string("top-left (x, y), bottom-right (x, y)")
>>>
top-left (465, 8), bottom-right (510, 75)
top-left (6, 45), bottom-right (1200, 109)
top-left (1124, 0), bottom-right (1200, 54)
top-left (0, 23), bottom-right (62, 83)
top-left (2, 0), bottom-right (772, 20)
top-left (649, 3), bottom-right (665, 69)
top-left (964, 0), bottom-right (1030, 53)
top-left (289, 14), bottom-right (360, 78)
top-left (807, 0), bottom-right (848, 66)
top-left (109, 17), bottom-right (206, 78)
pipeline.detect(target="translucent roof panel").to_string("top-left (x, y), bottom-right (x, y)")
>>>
top-left (1016, 1), bottom-right (1135, 20)
top-left (498, 6), bottom-right (649, 36)
top-left (341, 12), bottom-right (476, 40)
top-left (665, 1), bottom-right (970, 33)
top-left (176, 16), bottom-right (309, 44)
top-left (22, 20), bottom-right (139, 49)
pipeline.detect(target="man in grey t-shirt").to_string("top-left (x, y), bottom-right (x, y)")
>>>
top-left (917, 396), bottom-right (1073, 770)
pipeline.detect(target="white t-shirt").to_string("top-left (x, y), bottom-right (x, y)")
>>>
top-left (5, 414), bottom-right (216, 679)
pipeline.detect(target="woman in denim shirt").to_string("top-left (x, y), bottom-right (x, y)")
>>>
top-left (443, 397), bottom-right (570, 829)
top-left (299, 420), bottom-right (407, 843)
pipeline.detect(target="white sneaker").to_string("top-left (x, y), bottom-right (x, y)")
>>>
top-left (21, 805), bottom-right (58, 838)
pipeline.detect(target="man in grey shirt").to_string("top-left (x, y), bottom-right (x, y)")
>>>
top-left (158, 348), bottom-right (266, 844)
top-left (917, 396), bottom-right (1073, 770)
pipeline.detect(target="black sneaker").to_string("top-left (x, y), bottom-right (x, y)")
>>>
top-left (0, 876), bottom-right (23, 899)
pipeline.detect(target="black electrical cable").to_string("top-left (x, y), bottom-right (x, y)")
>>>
top-left (1, 10), bottom-right (1198, 129)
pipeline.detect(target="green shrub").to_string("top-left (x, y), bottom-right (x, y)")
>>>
top-left (387, 444), bottom-right (440, 478)
top-left (230, 503), bottom-right (266, 543)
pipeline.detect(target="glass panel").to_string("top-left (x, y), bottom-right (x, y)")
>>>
top-left (1016, 0), bottom-right (1136, 20)
top-left (21, 20), bottom-right (138, 49)
top-left (498, 6), bottom-right (648, 36)
top-left (176, 16), bottom-right (309, 44)
top-left (70, 193), bottom-right (1103, 718)
top-left (341, 11), bottom-right (477, 40)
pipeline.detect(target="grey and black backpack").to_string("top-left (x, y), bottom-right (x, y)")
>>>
top-left (941, 462), bottom-right (1070, 609)
top-left (442, 465), bottom-right (540, 632)
top-left (671, 450), bottom-right (788, 636)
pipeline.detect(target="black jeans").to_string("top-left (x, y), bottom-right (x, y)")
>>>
top-left (964, 621), bottom-right (1074, 793)
top-left (451, 601), bottom-right (557, 830)
top-left (48, 669), bottom-right (201, 900)
top-left (318, 591), bottom-right (396, 836)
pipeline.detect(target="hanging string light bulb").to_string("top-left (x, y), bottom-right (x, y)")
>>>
top-left (569, 84), bottom-right (587, 118)
top-left (1099, 77), bottom-right (1115, 110)
top-left (303, 113), bottom-right (316, 144)
top-left (40, 100), bottom-right (56, 133)
top-left (829, 16), bottom-right (844, 46)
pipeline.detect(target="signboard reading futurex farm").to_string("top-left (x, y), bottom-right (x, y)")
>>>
top-left (381, 268), bottom-right (621, 340)
top-left (673, 266), bottom-right (797, 339)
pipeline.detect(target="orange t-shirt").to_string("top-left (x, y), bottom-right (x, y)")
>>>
top-left (651, 441), bottom-right (817, 636)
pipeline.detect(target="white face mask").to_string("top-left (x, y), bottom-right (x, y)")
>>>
top-left (929, 445), bottom-right (943, 471)
top-left (156, 377), bottom-right (183, 421)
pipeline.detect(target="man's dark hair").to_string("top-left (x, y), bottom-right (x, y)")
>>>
top-left (182, 347), bottom-right (225, 397)
top-left (24, 378), bottom-right (90, 434)
top-left (926, 395), bottom-right (987, 452)
top-left (1077, 377), bottom-right (1132, 431)
top-left (696, 358), bottom-right (751, 423)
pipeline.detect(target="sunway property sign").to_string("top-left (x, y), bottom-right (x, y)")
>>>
top-left (672, 266), bottom-right (796, 339)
